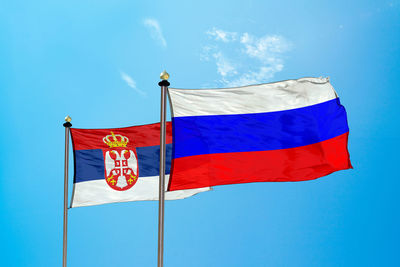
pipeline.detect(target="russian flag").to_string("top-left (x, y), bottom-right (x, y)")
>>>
top-left (168, 77), bottom-right (352, 191)
top-left (70, 122), bottom-right (209, 208)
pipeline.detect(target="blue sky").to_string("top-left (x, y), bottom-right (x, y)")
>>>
top-left (1, 0), bottom-right (399, 266)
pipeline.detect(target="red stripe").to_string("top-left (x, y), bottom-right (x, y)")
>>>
top-left (71, 122), bottom-right (172, 150)
top-left (168, 132), bottom-right (352, 191)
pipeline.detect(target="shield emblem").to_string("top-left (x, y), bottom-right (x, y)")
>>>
top-left (102, 132), bottom-right (139, 191)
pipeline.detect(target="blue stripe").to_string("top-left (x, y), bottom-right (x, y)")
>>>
top-left (172, 98), bottom-right (349, 158)
top-left (74, 144), bottom-right (172, 183)
top-left (136, 145), bottom-right (172, 177)
top-left (74, 149), bottom-right (105, 183)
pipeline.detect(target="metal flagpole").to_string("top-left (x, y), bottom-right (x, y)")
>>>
top-left (158, 71), bottom-right (170, 267)
top-left (62, 116), bottom-right (72, 267)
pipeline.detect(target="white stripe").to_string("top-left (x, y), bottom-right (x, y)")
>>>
top-left (70, 175), bottom-right (210, 208)
top-left (168, 77), bottom-right (337, 117)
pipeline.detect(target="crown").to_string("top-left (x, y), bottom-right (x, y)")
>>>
top-left (103, 132), bottom-right (129, 148)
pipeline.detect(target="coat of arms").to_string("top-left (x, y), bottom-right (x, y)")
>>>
top-left (103, 132), bottom-right (138, 191)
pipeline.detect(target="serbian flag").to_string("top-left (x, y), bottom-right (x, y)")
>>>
top-left (70, 122), bottom-right (210, 207)
top-left (167, 77), bottom-right (352, 191)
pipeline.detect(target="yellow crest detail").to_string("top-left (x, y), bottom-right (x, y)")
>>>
top-left (103, 132), bottom-right (129, 148)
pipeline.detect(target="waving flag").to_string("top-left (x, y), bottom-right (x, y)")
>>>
top-left (167, 77), bottom-right (352, 191)
top-left (70, 122), bottom-right (209, 207)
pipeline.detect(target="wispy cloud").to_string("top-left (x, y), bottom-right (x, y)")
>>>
top-left (120, 71), bottom-right (146, 96)
top-left (143, 18), bottom-right (167, 48)
top-left (202, 27), bottom-right (291, 87)
top-left (240, 33), bottom-right (290, 61)
top-left (213, 52), bottom-right (237, 77)
top-left (222, 65), bottom-right (283, 88)
top-left (206, 27), bottom-right (237, 42)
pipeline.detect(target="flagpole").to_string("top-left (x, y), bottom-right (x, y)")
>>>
top-left (62, 116), bottom-right (72, 267)
top-left (158, 71), bottom-right (170, 267)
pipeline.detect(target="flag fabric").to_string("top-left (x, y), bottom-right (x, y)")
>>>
top-left (167, 77), bottom-right (352, 191)
top-left (70, 122), bottom-right (210, 207)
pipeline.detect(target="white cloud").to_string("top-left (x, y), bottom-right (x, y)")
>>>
top-left (223, 65), bottom-right (283, 87)
top-left (200, 45), bottom-right (213, 61)
top-left (206, 27), bottom-right (237, 42)
top-left (240, 33), bottom-right (290, 61)
top-left (143, 18), bottom-right (167, 48)
top-left (213, 52), bottom-right (237, 77)
top-left (202, 28), bottom-right (291, 87)
top-left (120, 71), bottom-right (146, 96)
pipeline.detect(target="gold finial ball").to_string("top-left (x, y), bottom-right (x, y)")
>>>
top-left (65, 115), bottom-right (72, 122)
top-left (160, 70), bottom-right (170, 80)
